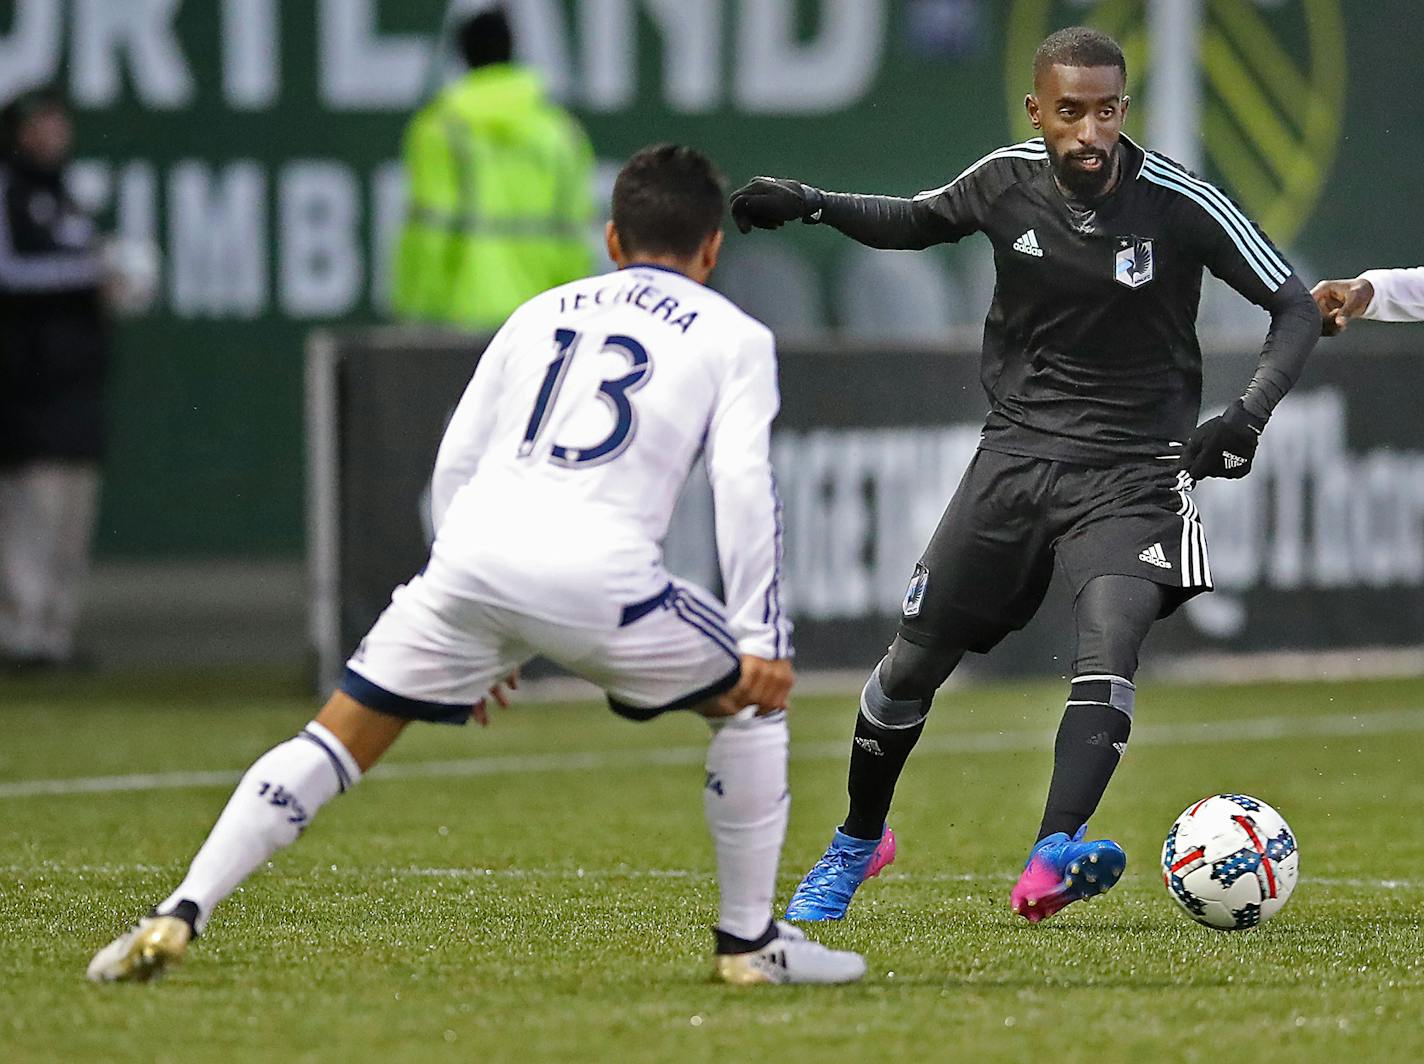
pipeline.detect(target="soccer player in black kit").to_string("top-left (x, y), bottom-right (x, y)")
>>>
top-left (730, 27), bottom-right (1319, 923)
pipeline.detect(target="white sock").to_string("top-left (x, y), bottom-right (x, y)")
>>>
top-left (703, 710), bottom-right (790, 942)
top-left (157, 721), bottom-right (361, 932)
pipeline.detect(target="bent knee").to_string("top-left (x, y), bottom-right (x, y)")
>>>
top-left (1073, 623), bottom-right (1148, 679)
top-left (878, 636), bottom-right (962, 703)
top-left (314, 690), bottom-right (408, 772)
top-left (862, 663), bottom-right (927, 730)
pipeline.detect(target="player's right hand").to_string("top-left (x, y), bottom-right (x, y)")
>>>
top-left (1311, 277), bottom-right (1374, 336)
top-left (730, 178), bottom-right (818, 234)
top-left (730, 655), bottom-right (795, 714)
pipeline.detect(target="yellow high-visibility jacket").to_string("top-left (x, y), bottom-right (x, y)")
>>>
top-left (393, 65), bottom-right (594, 328)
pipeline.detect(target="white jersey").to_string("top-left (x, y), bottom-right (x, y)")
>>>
top-left (1360, 267), bottom-right (1424, 322)
top-left (428, 264), bottom-right (790, 659)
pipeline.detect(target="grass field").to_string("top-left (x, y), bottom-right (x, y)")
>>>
top-left (3, 667), bottom-right (1422, 1063)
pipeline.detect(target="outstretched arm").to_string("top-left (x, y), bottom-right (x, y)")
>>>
top-left (1313, 267), bottom-right (1424, 333)
top-left (730, 177), bottom-right (956, 250)
top-left (730, 146), bottom-right (1038, 253)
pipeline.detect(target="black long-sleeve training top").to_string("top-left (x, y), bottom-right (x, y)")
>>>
top-left (812, 134), bottom-right (1319, 466)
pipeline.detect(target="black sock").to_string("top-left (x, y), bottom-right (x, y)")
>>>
top-left (150, 898), bottom-right (201, 936)
top-left (842, 711), bottom-right (925, 840)
top-left (714, 920), bottom-right (777, 955)
top-left (1036, 697), bottom-right (1131, 842)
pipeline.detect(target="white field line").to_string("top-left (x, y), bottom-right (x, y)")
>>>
top-left (0, 862), bottom-right (1417, 893)
top-left (4, 706), bottom-right (1424, 801)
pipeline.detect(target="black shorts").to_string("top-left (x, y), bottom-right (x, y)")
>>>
top-left (898, 449), bottom-right (1212, 653)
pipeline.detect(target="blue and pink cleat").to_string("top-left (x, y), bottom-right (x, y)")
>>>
top-left (1010, 825), bottom-right (1126, 923)
top-left (784, 826), bottom-right (897, 921)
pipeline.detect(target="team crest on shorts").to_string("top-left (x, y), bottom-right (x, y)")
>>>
top-left (1114, 235), bottom-right (1154, 289)
top-left (902, 564), bottom-right (930, 619)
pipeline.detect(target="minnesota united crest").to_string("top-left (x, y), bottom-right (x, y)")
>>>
top-left (902, 564), bottom-right (929, 619)
top-left (1114, 235), bottom-right (1154, 289)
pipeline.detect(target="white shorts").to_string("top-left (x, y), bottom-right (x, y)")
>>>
top-left (342, 571), bottom-right (742, 725)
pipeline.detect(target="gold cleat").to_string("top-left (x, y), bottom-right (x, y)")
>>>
top-left (715, 952), bottom-right (783, 986)
top-left (86, 916), bottom-right (193, 984)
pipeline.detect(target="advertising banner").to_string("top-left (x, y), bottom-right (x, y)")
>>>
top-left (310, 329), bottom-right (1424, 687)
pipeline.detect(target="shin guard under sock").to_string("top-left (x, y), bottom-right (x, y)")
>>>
top-left (842, 666), bottom-right (929, 840)
top-left (157, 721), bottom-right (360, 932)
top-left (704, 711), bottom-right (790, 942)
top-left (1036, 676), bottom-right (1133, 841)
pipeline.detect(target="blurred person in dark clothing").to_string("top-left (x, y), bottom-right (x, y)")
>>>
top-left (0, 89), bottom-right (109, 671)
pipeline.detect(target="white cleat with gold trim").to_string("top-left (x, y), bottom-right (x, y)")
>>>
top-left (713, 921), bottom-right (866, 985)
top-left (86, 914), bottom-right (194, 984)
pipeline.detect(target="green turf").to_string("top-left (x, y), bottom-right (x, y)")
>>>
top-left (2, 669), bottom-right (1422, 1063)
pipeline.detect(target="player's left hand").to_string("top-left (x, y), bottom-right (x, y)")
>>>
top-left (729, 655), bottom-right (795, 714)
top-left (472, 669), bottom-right (520, 727)
top-left (1311, 277), bottom-right (1374, 336)
top-left (1179, 399), bottom-right (1264, 481)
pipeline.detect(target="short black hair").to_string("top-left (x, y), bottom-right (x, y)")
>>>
top-left (1033, 26), bottom-right (1126, 82)
top-left (456, 9), bottom-right (513, 70)
top-left (611, 144), bottom-right (726, 260)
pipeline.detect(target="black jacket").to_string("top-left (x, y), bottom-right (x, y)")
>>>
top-left (0, 158), bottom-right (109, 465)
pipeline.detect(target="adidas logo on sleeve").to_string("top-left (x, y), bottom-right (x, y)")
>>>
top-left (1012, 229), bottom-right (1044, 257)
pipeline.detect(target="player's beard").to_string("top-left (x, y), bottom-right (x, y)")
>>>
top-left (1051, 145), bottom-right (1118, 203)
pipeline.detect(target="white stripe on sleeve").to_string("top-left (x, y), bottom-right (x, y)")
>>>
top-left (1139, 157), bottom-right (1288, 289)
top-left (913, 138), bottom-right (1048, 201)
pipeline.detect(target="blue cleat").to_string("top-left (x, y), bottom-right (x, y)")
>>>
top-left (1010, 825), bottom-right (1126, 923)
top-left (784, 826), bottom-right (896, 921)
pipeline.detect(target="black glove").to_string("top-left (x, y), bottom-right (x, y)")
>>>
top-left (730, 177), bottom-right (825, 234)
top-left (1179, 399), bottom-right (1265, 480)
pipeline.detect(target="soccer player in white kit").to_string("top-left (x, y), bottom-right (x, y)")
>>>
top-left (88, 145), bottom-right (865, 987)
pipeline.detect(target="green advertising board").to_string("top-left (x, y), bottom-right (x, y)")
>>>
top-left (2, 0), bottom-right (1417, 557)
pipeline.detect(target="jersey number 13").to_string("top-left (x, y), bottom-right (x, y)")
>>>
top-left (517, 328), bottom-right (653, 468)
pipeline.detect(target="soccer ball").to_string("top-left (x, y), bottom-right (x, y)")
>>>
top-left (1161, 794), bottom-right (1299, 930)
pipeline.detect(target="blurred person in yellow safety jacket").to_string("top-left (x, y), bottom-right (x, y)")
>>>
top-left (392, 7), bottom-right (595, 329)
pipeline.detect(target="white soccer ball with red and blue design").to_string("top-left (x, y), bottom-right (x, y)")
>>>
top-left (1161, 794), bottom-right (1299, 930)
